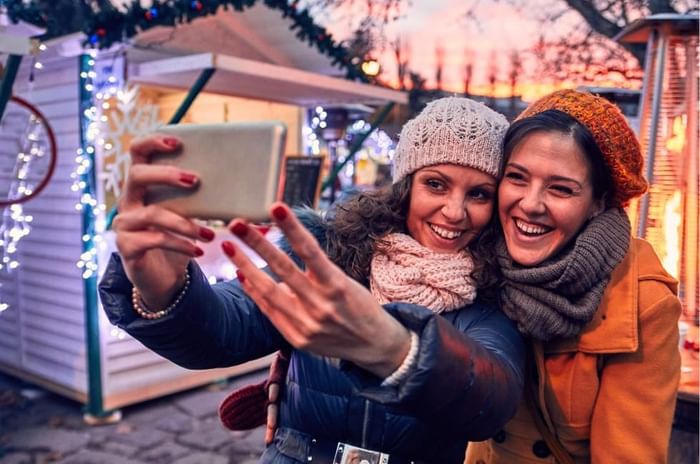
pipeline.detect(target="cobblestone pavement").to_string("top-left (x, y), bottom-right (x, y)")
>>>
top-left (0, 369), bottom-right (269, 464)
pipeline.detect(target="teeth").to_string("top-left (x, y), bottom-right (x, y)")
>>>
top-left (430, 224), bottom-right (463, 240)
top-left (515, 218), bottom-right (549, 235)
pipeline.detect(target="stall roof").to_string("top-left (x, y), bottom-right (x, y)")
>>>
top-left (131, 3), bottom-right (341, 76)
top-left (615, 13), bottom-right (699, 43)
top-left (129, 52), bottom-right (407, 107)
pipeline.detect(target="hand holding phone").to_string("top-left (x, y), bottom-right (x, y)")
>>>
top-left (145, 121), bottom-right (286, 222)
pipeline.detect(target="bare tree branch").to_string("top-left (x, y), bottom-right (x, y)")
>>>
top-left (648, 0), bottom-right (677, 13)
top-left (563, 0), bottom-right (623, 38)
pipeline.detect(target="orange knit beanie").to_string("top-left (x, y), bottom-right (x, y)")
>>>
top-left (517, 89), bottom-right (648, 207)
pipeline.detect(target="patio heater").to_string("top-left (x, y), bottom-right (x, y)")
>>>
top-left (616, 14), bottom-right (699, 325)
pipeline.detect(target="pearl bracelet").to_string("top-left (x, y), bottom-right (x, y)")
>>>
top-left (132, 270), bottom-right (191, 320)
top-left (381, 330), bottom-right (420, 387)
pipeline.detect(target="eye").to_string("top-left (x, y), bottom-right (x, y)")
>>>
top-left (550, 185), bottom-right (574, 196)
top-left (425, 178), bottom-right (446, 191)
top-left (469, 187), bottom-right (494, 202)
top-left (504, 171), bottom-right (526, 184)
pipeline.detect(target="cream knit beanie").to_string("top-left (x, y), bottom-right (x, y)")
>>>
top-left (393, 97), bottom-right (508, 182)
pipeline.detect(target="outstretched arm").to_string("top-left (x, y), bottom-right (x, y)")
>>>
top-left (222, 202), bottom-right (525, 439)
top-left (222, 202), bottom-right (413, 378)
top-left (99, 254), bottom-right (287, 369)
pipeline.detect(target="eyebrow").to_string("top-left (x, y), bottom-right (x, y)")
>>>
top-left (506, 162), bottom-right (585, 188)
top-left (419, 168), bottom-right (497, 188)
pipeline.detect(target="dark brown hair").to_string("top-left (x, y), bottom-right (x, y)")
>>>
top-left (327, 174), bottom-right (497, 294)
top-left (470, 109), bottom-right (619, 301)
top-left (505, 109), bottom-right (614, 206)
top-left (326, 177), bottom-right (412, 286)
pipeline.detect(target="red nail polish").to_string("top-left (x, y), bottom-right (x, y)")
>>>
top-left (272, 205), bottom-right (287, 221)
top-left (199, 227), bottom-right (215, 241)
top-left (221, 241), bottom-right (236, 257)
top-left (255, 225), bottom-right (270, 235)
top-left (231, 222), bottom-right (248, 238)
top-left (180, 173), bottom-right (197, 185)
top-left (164, 137), bottom-right (179, 148)
top-left (236, 270), bottom-right (246, 284)
top-left (194, 246), bottom-right (204, 257)
top-left (199, 227), bottom-right (216, 242)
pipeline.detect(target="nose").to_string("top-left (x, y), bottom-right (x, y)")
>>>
top-left (519, 187), bottom-right (546, 215)
top-left (441, 194), bottom-right (468, 223)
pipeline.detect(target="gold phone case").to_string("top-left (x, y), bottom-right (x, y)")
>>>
top-left (145, 121), bottom-right (286, 222)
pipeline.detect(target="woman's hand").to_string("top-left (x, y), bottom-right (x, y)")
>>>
top-left (222, 202), bottom-right (411, 378)
top-left (113, 135), bottom-right (215, 309)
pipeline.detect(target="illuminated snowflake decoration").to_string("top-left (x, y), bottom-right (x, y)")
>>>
top-left (99, 84), bottom-right (161, 199)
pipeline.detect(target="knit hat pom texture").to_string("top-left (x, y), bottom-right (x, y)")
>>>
top-left (393, 97), bottom-right (508, 182)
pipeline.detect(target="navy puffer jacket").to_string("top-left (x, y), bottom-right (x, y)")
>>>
top-left (99, 212), bottom-right (524, 463)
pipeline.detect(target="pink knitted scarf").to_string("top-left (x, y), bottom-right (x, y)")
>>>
top-left (370, 233), bottom-right (477, 313)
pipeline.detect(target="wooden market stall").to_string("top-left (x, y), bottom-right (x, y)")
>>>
top-left (0, 2), bottom-right (406, 420)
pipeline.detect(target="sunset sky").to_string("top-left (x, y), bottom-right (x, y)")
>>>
top-left (310, 0), bottom-right (642, 100)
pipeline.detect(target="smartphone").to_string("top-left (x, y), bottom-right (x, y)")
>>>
top-left (144, 121), bottom-right (287, 222)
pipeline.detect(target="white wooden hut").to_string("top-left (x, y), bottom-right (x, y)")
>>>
top-left (0, 2), bottom-right (405, 420)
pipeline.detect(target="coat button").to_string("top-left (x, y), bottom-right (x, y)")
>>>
top-left (532, 440), bottom-right (551, 458)
top-left (493, 430), bottom-right (506, 443)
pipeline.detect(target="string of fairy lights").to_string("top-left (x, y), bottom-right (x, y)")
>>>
top-left (0, 41), bottom-right (47, 312)
top-left (74, 51), bottom-right (130, 341)
top-left (303, 106), bottom-right (396, 185)
top-left (0, 122), bottom-right (42, 273)
top-left (74, 51), bottom-right (140, 282)
top-left (73, 50), bottom-right (103, 282)
top-left (1, 0), bottom-right (385, 319)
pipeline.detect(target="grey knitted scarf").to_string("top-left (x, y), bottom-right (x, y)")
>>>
top-left (497, 208), bottom-right (631, 341)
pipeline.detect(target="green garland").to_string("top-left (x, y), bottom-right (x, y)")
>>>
top-left (2, 0), bottom-right (368, 82)
top-left (2, 0), bottom-right (47, 27)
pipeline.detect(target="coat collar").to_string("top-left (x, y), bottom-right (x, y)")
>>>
top-left (544, 238), bottom-right (677, 355)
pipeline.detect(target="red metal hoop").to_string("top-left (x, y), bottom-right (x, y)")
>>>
top-left (0, 95), bottom-right (58, 207)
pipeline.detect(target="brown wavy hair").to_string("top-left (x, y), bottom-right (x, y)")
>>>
top-left (327, 175), bottom-right (499, 295)
top-left (326, 177), bottom-right (412, 286)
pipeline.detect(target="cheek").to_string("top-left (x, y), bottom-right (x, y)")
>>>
top-left (548, 200), bottom-right (594, 243)
top-left (557, 210), bottom-right (589, 236)
top-left (469, 203), bottom-right (494, 233)
top-left (497, 185), bottom-right (516, 216)
top-left (405, 209), bottom-right (419, 238)
top-left (405, 199), bottom-right (427, 238)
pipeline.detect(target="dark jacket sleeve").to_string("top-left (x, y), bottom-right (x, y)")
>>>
top-left (98, 253), bottom-right (286, 369)
top-left (342, 301), bottom-right (525, 441)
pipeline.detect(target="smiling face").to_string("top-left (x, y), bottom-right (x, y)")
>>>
top-left (498, 131), bottom-right (605, 266)
top-left (406, 164), bottom-right (497, 253)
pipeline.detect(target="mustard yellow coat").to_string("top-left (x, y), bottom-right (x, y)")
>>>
top-left (466, 238), bottom-right (681, 464)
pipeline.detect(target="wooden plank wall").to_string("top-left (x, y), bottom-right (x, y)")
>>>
top-left (100, 88), bottom-right (288, 398)
top-left (0, 54), bottom-right (87, 393)
top-left (0, 62), bottom-right (285, 404)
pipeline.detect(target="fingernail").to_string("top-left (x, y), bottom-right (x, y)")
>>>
top-left (255, 225), bottom-right (270, 236)
top-left (221, 241), bottom-right (236, 257)
top-left (199, 227), bottom-right (215, 241)
top-left (164, 137), bottom-right (179, 148)
top-left (180, 173), bottom-right (197, 185)
top-left (272, 205), bottom-right (287, 221)
top-left (194, 246), bottom-right (204, 257)
top-left (231, 222), bottom-right (248, 238)
top-left (236, 270), bottom-right (246, 284)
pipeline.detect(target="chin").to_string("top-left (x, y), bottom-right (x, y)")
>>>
top-left (428, 243), bottom-right (465, 254)
top-left (506, 243), bottom-right (549, 267)
top-left (511, 253), bottom-right (545, 267)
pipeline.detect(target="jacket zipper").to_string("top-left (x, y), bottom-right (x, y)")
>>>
top-left (361, 399), bottom-right (370, 448)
